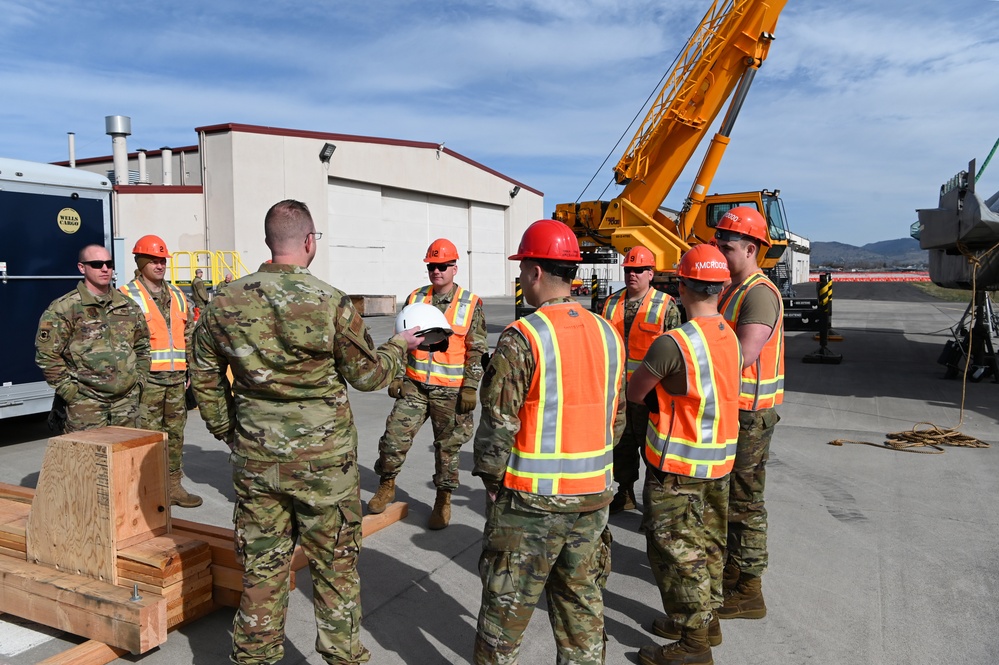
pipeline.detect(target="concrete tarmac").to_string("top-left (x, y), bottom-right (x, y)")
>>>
top-left (1, 286), bottom-right (997, 665)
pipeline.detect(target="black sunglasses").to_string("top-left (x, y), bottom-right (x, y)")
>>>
top-left (714, 229), bottom-right (746, 243)
top-left (81, 260), bottom-right (114, 269)
top-left (427, 262), bottom-right (455, 272)
top-left (624, 267), bottom-right (650, 275)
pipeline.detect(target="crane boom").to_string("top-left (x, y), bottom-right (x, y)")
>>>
top-left (555, 0), bottom-right (788, 273)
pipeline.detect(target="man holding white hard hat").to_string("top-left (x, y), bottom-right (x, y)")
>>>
top-left (370, 238), bottom-right (488, 529)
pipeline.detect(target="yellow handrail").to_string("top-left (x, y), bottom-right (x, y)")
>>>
top-left (169, 250), bottom-right (249, 286)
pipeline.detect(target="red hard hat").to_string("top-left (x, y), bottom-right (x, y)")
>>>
top-left (509, 220), bottom-right (582, 262)
top-left (132, 234), bottom-right (171, 258)
top-left (623, 246), bottom-right (656, 268)
top-left (424, 238), bottom-right (459, 263)
top-left (715, 206), bottom-right (771, 247)
top-left (677, 244), bottom-right (730, 286)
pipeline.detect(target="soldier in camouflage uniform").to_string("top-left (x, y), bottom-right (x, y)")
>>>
top-left (626, 245), bottom-right (742, 665)
top-left (191, 268), bottom-right (210, 310)
top-left (473, 220), bottom-right (625, 665)
top-left (369, 238), bottom-right (487, 530)
top-left (35, 244), bottom-right (150, 432)
top-left (713, 207), bottom-right (785, 621)
top-left (601, 246), bottom-right (680, 514)
top-left (190, 200), bottom-right (420, 665)
top-left (120, 235), bottom-right (201, 507)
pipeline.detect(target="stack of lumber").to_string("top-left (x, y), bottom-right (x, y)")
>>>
top-left (0, 423), bottom-right (412, 657)
top-left (116, 534), bottom-right (214, 629)
top-left (0, 499), bottom-right (29, 560)
top-left (171, 518), bottom-right (266, 609)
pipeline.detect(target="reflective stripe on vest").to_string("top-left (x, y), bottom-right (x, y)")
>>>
top-left (404, 285), bottom-right (480, 387)
top-left (120, 280), bottom-right (188, 372)
top-left (504, 303), bottom-right (624, 496)
top-left (644, 318), bottom-right (741, 479)
top-left (718, 272), bottom-right (785, 410)
top-left (602, 287), bottom-right (673, 379)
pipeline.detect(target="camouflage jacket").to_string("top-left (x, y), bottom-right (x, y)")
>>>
top-left (473, 296), bottom-right (627, 513)
top-left (190, 277), bottom-right (210, 308)
top-left (35, 282), bottom-right (151, 403)
top-left (404, 284), bottom-right (488, 389)
top-left (190, 263), bottom-right (408, 462)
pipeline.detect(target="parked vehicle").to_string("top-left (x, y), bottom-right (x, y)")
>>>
top-left (0, 158), bottom-right (113, 420)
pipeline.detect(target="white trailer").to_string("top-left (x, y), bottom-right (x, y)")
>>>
top-left (0, 158), bottom-right (113, 420)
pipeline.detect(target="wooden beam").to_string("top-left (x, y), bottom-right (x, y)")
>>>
top-left (0, 482), bottom-right (35, 503)
top-left (362, 501), bottom-right (409, 538)
top-left (0, 556), bottom-right (166, 654)
top-left (35, 640), bottom-right (127, 665)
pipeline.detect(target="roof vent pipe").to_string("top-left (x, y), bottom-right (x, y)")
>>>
top-left (68, 132), bottom-right (76, 168)
top-left (161, 147), bottom-right (173, 186)
top-left (105, 115), bottom-right (132, 185)
top-left (137, 149), bottom-right (149, 184)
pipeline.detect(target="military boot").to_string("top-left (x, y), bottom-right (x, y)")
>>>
top-left (169, 470), bottom-right (203, 508)
top-left (638, 626), bottom-right (713, 665)
top-left (717, 574), bottom-right (766, 619)
top-left (609, 484), bottom-right (637, 514)
top-left (428, 489), bottom-right (452, 530)
top-left (367, 478), bottom-right (396, 514)
top-left (651, 614), bottom-right (722, 647)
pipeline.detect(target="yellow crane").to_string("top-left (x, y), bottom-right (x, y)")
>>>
top-left (555, 0), bottom-right (790, 275)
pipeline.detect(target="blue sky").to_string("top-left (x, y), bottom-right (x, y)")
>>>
top-left (2, 0), bottom-right (998, 245)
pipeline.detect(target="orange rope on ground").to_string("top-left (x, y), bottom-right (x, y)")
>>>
top-left (829, 422), bottom-right (990, 454)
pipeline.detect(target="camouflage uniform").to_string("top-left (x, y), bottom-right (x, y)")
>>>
top-left (34, 282), bottom-right (150, 432)
top-left (721, 281), bottom-right (783, 580)
top-left (190, 263), bottom-right (408, 665)
top-left (612, 295), bottom-right (680, 488)
top-left (644, 470), bottom-right (728, 629)
top-left (375, 284), bottom-right (486, 491)
top-left (124, 279), bottom-right (195, 475)
top-left (728, 407), bottom-right (780, 578)
top-left (472, 297), bottom-right (626, 665)
top-left (190, 275), bottom-right (210, 309)
top-left (638, 319), bottom-right (740, 634)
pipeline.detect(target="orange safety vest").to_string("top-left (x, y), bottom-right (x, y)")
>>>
top-left (120, 280), bottom-right (189, 372)
top-left (602, 287), bottom-right (674, 380)
top-left (504, 302), bottom-right (625, 496)
top-left (718, 272), bottom-right (785, 411)
top-left (644, 317), bottom-right (742, 479)
top-left (405, 285), bottom-right (481, 387)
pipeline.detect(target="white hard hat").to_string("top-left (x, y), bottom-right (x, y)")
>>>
top-left (395, 302), bottom-right (453, 350)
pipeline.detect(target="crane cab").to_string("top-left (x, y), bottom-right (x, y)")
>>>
top-left (692, 190), bottom-right (789, 270)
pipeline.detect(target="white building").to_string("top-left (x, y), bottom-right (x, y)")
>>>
top-left (67, 121), bottom-right (544, 300)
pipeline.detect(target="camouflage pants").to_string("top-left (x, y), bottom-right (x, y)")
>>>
top-left (230, 450), bottom-right (369, 665)
top-left (474, 491), bottom-right (611, 665)
top-left (374, 378), bottom-right (473, 491)
top-left (726, 407), bottom-right (780, 579)
top-left (644, 470), bottom-right (728, 629)
top-left (64, 384), bottom-right (141, 433)
top-left (613, 401), bottom-right (650, 486)
top-left (138, 381), bottom-right (188, 474)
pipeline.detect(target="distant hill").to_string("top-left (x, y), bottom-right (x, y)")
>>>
top-left (810, 237), bottom-right (927, 269)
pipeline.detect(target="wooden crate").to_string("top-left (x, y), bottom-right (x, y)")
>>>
top-left (25, 427), bottom-right (168, 585)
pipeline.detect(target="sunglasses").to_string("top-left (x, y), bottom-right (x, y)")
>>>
top-left (714, 229), bottom-right (746, 243)
top-left (81, 260), bottom-right (114, 269)
top-left (624, 267), bottom-right (650, 275)
top-left (427, 263), bottom-right (455, 272)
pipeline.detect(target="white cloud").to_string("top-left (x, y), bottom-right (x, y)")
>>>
top-left (2, 0), bottom-right (999, 244)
